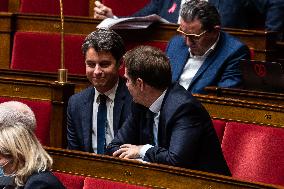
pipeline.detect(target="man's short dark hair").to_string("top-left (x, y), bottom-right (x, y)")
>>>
top-left (82, 28), bottom-right (125, 65)
top-left (180, 0), bottom-right (220, 31)
top-left (124, 46), bottom-right (172, 90)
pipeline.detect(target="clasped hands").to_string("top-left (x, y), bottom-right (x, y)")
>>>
top-left (113, 144), bottom-right (143, 159)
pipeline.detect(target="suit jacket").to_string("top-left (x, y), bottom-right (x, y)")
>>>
top-left (19, 171), bottom-right (65, 189)
top-left (210, 0), bottom-right (284, 32)
top-left (67, 77), bottom-right (132, 152)
top-left (133, 0), bottom-right (284, 33)
top-left (166, 31), bottom-right (250, 94)
top-left (107, 83), bottom-right (231, 176)
top-left (132, 0), bottom-right (181, 23)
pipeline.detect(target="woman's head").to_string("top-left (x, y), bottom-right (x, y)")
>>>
top-left (0, 123), bottom-right (52, 186)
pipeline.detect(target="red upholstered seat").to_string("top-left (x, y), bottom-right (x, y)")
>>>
top-left (83, 177), bottom-right (150, 189)
top-left (212, 119), bottom-right (226, 143)
top-left (222, 122), bottom-right (284, 186)
top-left (20, 0), bottom-right (89, 17)
top-left (11, 32), bottom-right (86, 75)
top-left (0, 0), bottom-right (8, 12)
top-left (53, 172), bottom-right (85, 189)
top-left (0, 97), bottom-right (52, 146)
top-left (118, 41), bottom-right (168, 76)
top-left (102, 0), bottom-right (150, 16)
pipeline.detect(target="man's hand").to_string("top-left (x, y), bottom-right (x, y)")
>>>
top-left (113, 144), bottom-right (143, 159)
top-left (94, 1), bottom-right (114, 19)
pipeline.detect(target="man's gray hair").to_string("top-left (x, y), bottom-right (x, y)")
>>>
top-left (0, 101), bottom-right (36, 131)
top-left (180, 0), bottom-right (220, 31)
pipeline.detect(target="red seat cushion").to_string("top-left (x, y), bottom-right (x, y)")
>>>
top-left (222, 122), bottom-right (284, 186)
top-left (0, 0), bottom-right (8, 11)
top-left (102, 0), bottom-right (150, 16)
top-left (83, 177), bottom-right (150, 189)
top-left (53, 172), bottom-right (85, 189)
top-left (212, 119), bottom-right (226, 143)
top-left (11, 32), bottom-right (86, 75)
top-left (20, 0), bottom-right (89, 16)
top-left (0, 97), bottom-right (52, 146)
top-left (118, 41), bottom-right (168, 76)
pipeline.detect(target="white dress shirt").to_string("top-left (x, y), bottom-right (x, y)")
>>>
top-left (139, 89), bottom-right (167, 159)
top-left (92, 81), bottom-right (118, 153)
top-left (179, 34), bottom-right (220, 90)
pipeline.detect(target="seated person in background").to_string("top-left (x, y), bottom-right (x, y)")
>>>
top-left (106, 46), bottom-right (231, 176)
top-left (94, 0), bottom-right (284, 34)
top-left (67, 29), bottom-right (132, 154)
top-left (0, 101), bottom-right (36, 188)
top-left (166, 0), bottom-right (250, 94)
top-left (0, 106), bottom-right (65, 189)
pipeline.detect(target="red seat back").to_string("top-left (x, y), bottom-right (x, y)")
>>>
top-left (83, 177), bottom-right (150, 189)
top-left (212, 119), bottom-right (226, 143)
top-left (11, 32), bottom-right (86, 75)
top-left (20, 0), bottom-right (89, 16)
top-left (102, 0), bottom-right (150, 16)
top-left (0, 0), bottom-right (8, 11)
top-left (222, 122), bottom-right (284, 186)
top-left (118, 41), bottom-right (168, 77)
top-left (54, 172), bottom-right (85, 189)
top-left (0, 97), bottom-right (52, 146)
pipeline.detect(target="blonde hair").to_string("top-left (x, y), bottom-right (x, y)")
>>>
top-left (0, 124), bottom-right (52, 186)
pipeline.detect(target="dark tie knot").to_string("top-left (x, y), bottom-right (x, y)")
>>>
top-left (99, 94), bottom-right (107, 104)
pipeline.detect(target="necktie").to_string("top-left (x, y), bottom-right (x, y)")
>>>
top-left (144, 110), bottom-right (155, 145)
top-left (97, 94), bottom-right (107, 154)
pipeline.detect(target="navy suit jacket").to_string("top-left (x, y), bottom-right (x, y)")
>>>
top-left (19, 171), bottom-right (65, 189)
top-left (132, 0), bottom-right (284, 32)
top-left (107, 83), bottom-right (231, 176)
top-left (166, 31), bottom-right (250, 94)
top-left (132, 0), bottom-right (181, 23)
top-left (67, 77), bottom-right (132, 152)
top-left (210, 0), bottom-right (284, 32)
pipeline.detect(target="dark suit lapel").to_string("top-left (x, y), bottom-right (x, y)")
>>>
top-left (113, 78), bottom-right (126, 135)
top-left (172, 43), bottom-right (189, 82)
top-left (82, 88), bottom-right (95, 152)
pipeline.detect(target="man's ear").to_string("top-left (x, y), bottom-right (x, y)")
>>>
top-left (136, 78), bottom-right (144, 91)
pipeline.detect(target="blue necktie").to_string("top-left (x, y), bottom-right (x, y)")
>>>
top-left (97, 94), bottom-right (107, 154)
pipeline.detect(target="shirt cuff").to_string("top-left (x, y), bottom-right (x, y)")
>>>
top-left (139, 144), bottom-right (153, 159)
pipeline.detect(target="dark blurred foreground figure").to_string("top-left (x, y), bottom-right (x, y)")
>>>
top-left (106, 46), bottom-right (231, 176)
top-left (0, 104), bottom-right (65, 189)
top-left (166, 0), bottom-right (250, 94)
top-left (94, 0), bottom-right (284, 34)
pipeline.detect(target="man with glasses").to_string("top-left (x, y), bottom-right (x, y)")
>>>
top-left (166, 0), bottom-right (251, 94)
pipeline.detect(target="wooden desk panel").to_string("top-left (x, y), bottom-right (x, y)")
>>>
top-left (47, 147), bottom-right (281, 189)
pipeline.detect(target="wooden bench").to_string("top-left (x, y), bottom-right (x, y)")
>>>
top-left (46, 147), bottom-right (281, 189)
top-left (0, 77), bottom-right (75, 147)
top-left (205, 86), bottom-right (284, 105)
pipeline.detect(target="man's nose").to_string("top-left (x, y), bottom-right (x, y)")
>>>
top-left (185, 36), bottom-right (195, 46)
top-left (93, 65), bottom-right (102, 74)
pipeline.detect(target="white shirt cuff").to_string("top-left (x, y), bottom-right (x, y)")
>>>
top-left (139, 144), bottom-right (153, 159)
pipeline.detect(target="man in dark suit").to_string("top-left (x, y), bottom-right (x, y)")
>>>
top-left (94, 0), bottom-right (284, 33)
top-left (166, 0), bottom-right (250, 94)
top-left (67, 29), bottom-right (132, 153)
top-left (106, 46), bottom-right (231, 176)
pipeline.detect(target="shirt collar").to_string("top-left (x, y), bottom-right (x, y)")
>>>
top-left (189, 33), bottom-right (220, 59)
top-left (94, 80), bottom-right (119, 103)
top-left (149, 89), bottom-right (167, 114)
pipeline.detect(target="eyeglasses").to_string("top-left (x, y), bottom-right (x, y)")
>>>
top-left (177, 26), bottom-right (207, 42)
